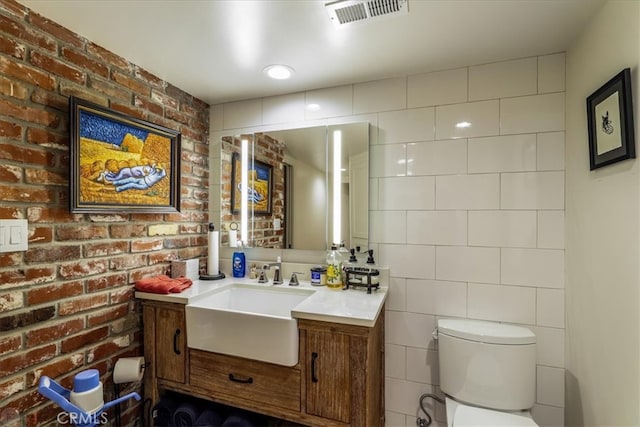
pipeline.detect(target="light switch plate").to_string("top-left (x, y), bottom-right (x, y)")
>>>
top-left (0, 219), bottom-right (28, 253)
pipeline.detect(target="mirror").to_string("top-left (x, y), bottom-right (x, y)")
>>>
top-left (219, 122), bottom-right (369, 251)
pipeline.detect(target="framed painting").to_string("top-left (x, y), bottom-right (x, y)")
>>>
top-left (69, 96), bottom-right (181, 213)
top-left (586, 68), bottom-right (635, 170)
top-left (230, 152), bottom-right (273, 215)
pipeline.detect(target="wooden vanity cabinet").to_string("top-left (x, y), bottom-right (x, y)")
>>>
top-left (141, 299), bottom-right (384, 427)
top-left (299, 312), bottom-right (384, 427)
top-left (142, 301), bottom-right (187, 403)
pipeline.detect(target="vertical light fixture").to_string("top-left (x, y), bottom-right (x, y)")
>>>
top-left (241, 138), bottom-right (249, 245)
top-left (332, 130), bottom-right (342, 246)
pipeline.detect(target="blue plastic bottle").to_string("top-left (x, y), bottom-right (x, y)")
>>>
top-left (232, 244), bottom-right (245, 278)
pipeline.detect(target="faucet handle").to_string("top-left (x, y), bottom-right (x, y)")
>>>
top-left (288, 272), bottom-right (303, 286)
top-left (258, 269), bottom-right (268, 283)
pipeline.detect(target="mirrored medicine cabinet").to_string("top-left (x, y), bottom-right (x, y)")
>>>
top-left (218, 122), bottom-right (369, 251)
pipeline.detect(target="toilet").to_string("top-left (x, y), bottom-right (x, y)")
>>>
top-left (436, 318), bottom-right (539, 426)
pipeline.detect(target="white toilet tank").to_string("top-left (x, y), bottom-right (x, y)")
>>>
top-left (437, 319), bottom-right (536, 411)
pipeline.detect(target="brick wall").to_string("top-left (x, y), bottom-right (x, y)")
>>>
top-left (0, 1), bottom-right (210, 425)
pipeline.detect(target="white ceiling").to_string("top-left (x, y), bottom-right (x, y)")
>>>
top-left (19, 0), bottom-right (605, 106)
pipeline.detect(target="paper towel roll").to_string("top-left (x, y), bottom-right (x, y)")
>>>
top-left (208, 229), bottom-right (219, 276)
top-left (113, 357), bottom-right (145, 384)
top-left (229, 230), bottom-right (238, 248)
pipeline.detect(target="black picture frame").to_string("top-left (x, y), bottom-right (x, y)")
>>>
top-left (230, 152), bottom-right (273, 215)
top-left (586, 68), bottom-right (635, 170)
top-left (69, 96), bottom-right (181, 213)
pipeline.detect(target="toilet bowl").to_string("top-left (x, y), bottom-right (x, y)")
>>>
top-left (436, 319), bottom-right (539, 427)
top-left (445, 397), bottom-right (537, 427)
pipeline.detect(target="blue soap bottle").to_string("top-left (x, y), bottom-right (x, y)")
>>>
top-left (232, 242), bottom-right (245, 278)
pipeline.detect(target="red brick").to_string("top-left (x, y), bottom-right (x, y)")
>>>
top-left (26, 127), bottom-right (68, 150)
top-left (0, 14), bottom-right (56, 53)
top-left (86, 42), bottom-right (130, 70)
top-left (56, 225), bottom-right (108, 241)
top-left (0, 37), bottom-right (27, 60)
top-left (0, 143), bottom-right (55, 167)
top-left (26, 281), bottom-right (83, 305)
top-left (0, 376), bottom-right (24, 401)
top-left (0, 120), bottom-right (22, 139)
top-left (0, 343), bottom-right (56, 376)
top-left (109, 254), bottom-right (147, 271)
top-left (86, 337), bottom-right (128, 363)
top-left (131, 238), bottom-right (163, 252)
top-left (86, 272), bottom-right (127, 293)
top-left (83, 241), bottom-right (128, 258)
top-left (109, 102), bottom-right (146, 120)
top-left (61, 326), bottom-right (109, 353)
top-left (29, 13), bottom-right (84, 48)
top-left (133, 66), bottom-right (163, 88)
top-left (26, 353), bottom-right (84, 387)
top-left (26, 318), bottom-right (84, 347)
top-left (109, 224), bottom-right (146, 238)
top-left (0, 55), bottom-right (55, 90)
top-left (87, 303), bottom-right (130, 327)
top-left (0, 334), bottom-right (21, 356)
top-left (58, 81), bottom-right (109, 107)
top-left (134, 95), bottom-right (164, 117)
top-left (58, 293), bottom-right (108, 316)
top-left (24, 168), bottom-right (67, 186)
top-left (165, 108), bottom-right (190, 126)
top-left (3, 388), bottom-right (46, 414)
top-left (111, 69), bottom-right (149, 96)
top-left (58, 259), bottom-right (108, 280)
top-left (27, 206), bottom-right (81, 223)
top-left (0, 306), bottom-right (55, 332)
top-left (0, 252), bottom-right (20, 267)
top-left (29, 51), bottom-right (86, 85)
top-left (28, 226), bottom-right (53, 244)
top-left (24, 245), bottom-right (81, 263)
top-left (0, 290), bottom-right (23, 312)
top-left (0, 183), bottom-right (54, 203)
top-left (0, 267), bottom-right (56, 289)
top-left (110, 287), bottom-right (134, 304)
top-left (24, 402), bottom-right (59, 427)
top-left (1, 0), bottom-right (28, 18)
top-left (29, 86), bottom-right (67, 111)
top-left (0, 76), bottom-right (28, 99)
top-left (88, 76), bottom-right (131, 102)
top-left (0, 101), bottom-right (60, 127)
top-left (0, 164), bottom-right (21, 183)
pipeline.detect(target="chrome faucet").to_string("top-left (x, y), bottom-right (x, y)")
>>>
top-left (259, 261), bottom-right (282, 285)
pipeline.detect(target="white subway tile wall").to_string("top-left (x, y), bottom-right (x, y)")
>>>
top-left (211, 53), bottom-right (566, 427)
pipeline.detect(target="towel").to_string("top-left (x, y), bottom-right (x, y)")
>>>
top-left (135, 275), bottom-right (193, 294)
top-left (152, 396), bottom-right (177, 427)
top-left (195, 408), bottom-right (223, 427)
top-left (173, 402), bottom-right (201, 427)
top-left (221, 413), bottom-right (255, 427)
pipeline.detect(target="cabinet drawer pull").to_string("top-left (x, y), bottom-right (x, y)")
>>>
top-left (228, 373), bottom-right (253, 384)
top-left (173, 329), bottom-right (181, 355)
top-left (311, 352), bottom-right (319, 383)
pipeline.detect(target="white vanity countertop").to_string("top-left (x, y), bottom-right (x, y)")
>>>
top-left (135, 276), bottom-right (387, 327)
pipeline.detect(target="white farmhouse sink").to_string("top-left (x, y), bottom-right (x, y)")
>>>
top-left (185, 283), bottom-right (314, 366)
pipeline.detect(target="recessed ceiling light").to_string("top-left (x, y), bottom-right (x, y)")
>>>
top-left (263, 64), bottom-right (294, 80)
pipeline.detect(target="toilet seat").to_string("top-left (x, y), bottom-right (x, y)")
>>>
top-left (446, 397), bottom-right (538, 427)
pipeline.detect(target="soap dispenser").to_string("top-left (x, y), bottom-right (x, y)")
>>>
top-left (326, 244), bottom-right (343, 289)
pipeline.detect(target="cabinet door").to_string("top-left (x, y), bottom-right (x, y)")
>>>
top-left (155, 306), bottom-right (186, 383)
top-left (305, 330), bottom-right (350, 423)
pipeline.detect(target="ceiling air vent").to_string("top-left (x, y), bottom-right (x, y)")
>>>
top-left (325, 0), bottom-right (409, 27)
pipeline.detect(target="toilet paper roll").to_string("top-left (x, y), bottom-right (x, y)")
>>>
top-left (208, 230), bottom-right (219, 275)
top-left (229, 230), bottom-right (238, 248)
top-left (113, 357), bottom-right (145, 384)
